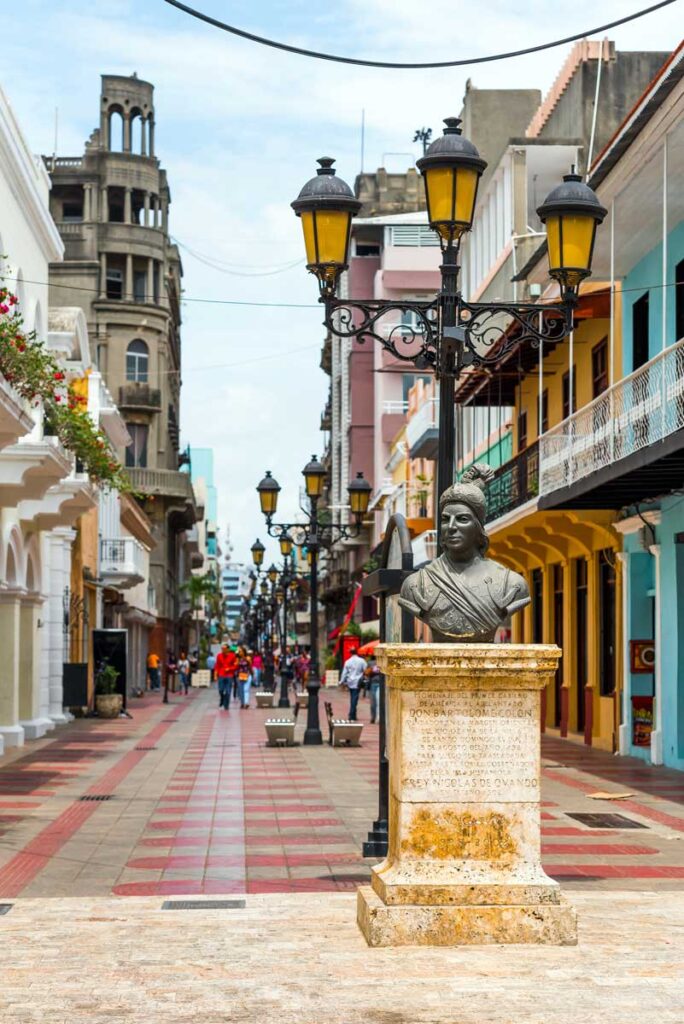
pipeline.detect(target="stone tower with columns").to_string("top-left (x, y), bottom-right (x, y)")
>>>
top-left (47, 73), bottom-right (197, 655)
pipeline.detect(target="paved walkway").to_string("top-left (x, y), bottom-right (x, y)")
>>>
top-left (1, 891), bottom-right (683, 1023)
top-left (2, 685), bottom-right (684, 898)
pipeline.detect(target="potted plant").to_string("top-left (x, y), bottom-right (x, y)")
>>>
top-left (411, 473), bottom-right (432, 518)
top-left (95, 663), bottom-right (122, 718)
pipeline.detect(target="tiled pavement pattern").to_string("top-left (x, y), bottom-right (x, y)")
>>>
top-left (2, 685), bottom-right (684, 897)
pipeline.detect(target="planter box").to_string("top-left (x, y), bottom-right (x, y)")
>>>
top-left (95, 693), bottom-right (123, 719)
top-left (265, 718), bottom-right (296, 746)
top-left (192, 670), bottom-right (211, 688)
top-left (324, 670), bottom-right (339, 688)
top-left (256, 692), bottom-right (275, 708)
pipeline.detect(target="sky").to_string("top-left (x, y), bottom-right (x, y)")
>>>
top-left (3, 0), bottom-right (679, 567)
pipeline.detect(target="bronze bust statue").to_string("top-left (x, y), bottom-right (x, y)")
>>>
top-left (398, 464), bottom-right (530, 642)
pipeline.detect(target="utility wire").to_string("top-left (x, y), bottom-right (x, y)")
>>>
top-left (173, 237), bottom-right (305, 276)
top-left (162, 0), bottom-right (679, 70)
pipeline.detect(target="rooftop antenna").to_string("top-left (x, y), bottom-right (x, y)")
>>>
top-left (413, 126), bottom-right (432, 156)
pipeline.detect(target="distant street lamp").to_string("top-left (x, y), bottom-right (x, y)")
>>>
top-left (257, 457), bottom-right (371, 744)
top-left (292, 120), bottom-right (606, 504)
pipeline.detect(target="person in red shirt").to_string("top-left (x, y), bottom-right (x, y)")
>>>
top-left (214, 643), bottom-right (238, 710)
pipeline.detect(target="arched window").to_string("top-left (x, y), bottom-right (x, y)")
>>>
top-left (108, 107), bottom-right (124, 151)
top-left (126, 339), bottom-right (149, 382)
top-left (130, 110), bottom-right (144, 154)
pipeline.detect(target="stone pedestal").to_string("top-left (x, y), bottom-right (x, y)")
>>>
top-left (357, 643), bottom-right (576, 947)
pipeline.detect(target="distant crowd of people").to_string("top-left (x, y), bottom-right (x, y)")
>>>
top-left (145, 641), bottom-right (381, 723)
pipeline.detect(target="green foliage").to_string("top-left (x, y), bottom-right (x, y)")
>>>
top-left (0, 275), bottom-right (130, 491)
top-left (95, 663), bottom-right (120, 695)
top-left (360, 628), bottom-right (379, 643)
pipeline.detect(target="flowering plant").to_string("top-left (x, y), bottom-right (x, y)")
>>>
top-left (0, 281), bottom-right (130, 491)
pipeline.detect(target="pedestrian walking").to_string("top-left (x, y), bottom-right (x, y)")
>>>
top-left (166, 651), bottom-right (177, 693)
top-left (251, 650), bottom-right (263, 688)
top-left (340, 647), bottom-right (366, 721)
top-left (237, 649), bottom-right (253, 708)
top-left (365, 655), bottom-right (382, 724)
top-left (147, 651), bottom-right (161, 691)
top-left (207, 651), bottom-right (216, 683)
top-left (178, 651), bottom-right (190, 695)
top-left (215, 643), bottom-right (238, 710)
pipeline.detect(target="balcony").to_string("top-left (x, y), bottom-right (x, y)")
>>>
top-left (484, 442), bottom-right (539, 524)
top-left (100, 537), bottom-right (146, 589)
top-left (126, 467), bottom-right (195, 502)
top-left (118, 383), bottom-right (162, 412)
top-left (0, 375), bottom-right (33, 451)
top-left (539, 337), bottom-right (684, 510)
top-left (406, 398), bottom-right (439, 459)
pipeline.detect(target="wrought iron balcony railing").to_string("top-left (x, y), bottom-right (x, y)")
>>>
top-left (484, 441), bottom-right (539, 524)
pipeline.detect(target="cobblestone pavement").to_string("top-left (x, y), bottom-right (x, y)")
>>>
top-left (1, 891), bottom-right (683, 1023)
top-left (2, 685), bottom-right (684, 898)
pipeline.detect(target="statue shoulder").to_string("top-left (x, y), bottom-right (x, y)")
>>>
top-left (483, 559), bottom-right (529, 597)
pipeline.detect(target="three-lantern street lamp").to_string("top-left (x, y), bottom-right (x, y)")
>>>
top-left (292, 117), bottom-right (606, 504)
top-left (256, 456), bottom-right (371, 744)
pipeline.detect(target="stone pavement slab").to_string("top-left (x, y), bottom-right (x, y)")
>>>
top-left (4, 687), bottom-right (684, 897)
top-left (0, 891), bottom-right (682, 1023)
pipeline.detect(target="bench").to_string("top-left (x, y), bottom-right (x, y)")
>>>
top-left (324, 701), bottom-right (363, 747)
top-left (255, 691), bottom-right (275, 708)
top-left (264, 703), bottom-right (299, 746)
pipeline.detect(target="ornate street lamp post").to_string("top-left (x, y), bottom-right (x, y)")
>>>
top-left (257, 457), bottom-right (371, 744)
top-left (293, 121), bottom-right (606, 504)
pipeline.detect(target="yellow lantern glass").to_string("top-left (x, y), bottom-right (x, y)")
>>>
top-left (300, 210), bottom-right (352, 272)
top-left (545, 214), bottom-right (597, 289)
top-left (348, 472), bottom-right (371, 516)
top-left (257, 471), bottom-right (280, 517)
top-left (423, 165), bottom-right (479, 241)
top-left (279, 534), bottom-right (293, 558)
top-left (303, 455), bottom-right (326, 499)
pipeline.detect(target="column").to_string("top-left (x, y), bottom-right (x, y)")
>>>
top-left (101, 185), bottom-right (109, 223)
top-left (147, 258), bottom-right (154, 304)
top-left (616, 551), bottom-right (631, 755)
top-left (152, 196), bottom-right (159, 229)
top-left (124, 187), bottom-right (132, 224)
top-left (48, 529), bottom-right (76, 724)
top-left (141, 118), bottom-right (147, 157)
top-left (649, 543), bottom-right (663, 764)
top-left (123, 113), bottom-right (132, 152)
top-left (18, 595), bottom-right (47, 739)
top-left (0, 591), bottom-right (25, 747)
top-left (148, 118), bottom-right (155, 156)
top-left (99, 252), bottom-right (107, 298)
top-left (162, 198), bottom-right (168, 234)
top-left (143, 191), bottom-right (150, 227)
top-left (125, 252), bottom-right (133, 301)
top-left (83, 184), bottom-right (91, 221)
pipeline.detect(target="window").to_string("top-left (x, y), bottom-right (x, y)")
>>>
top-left (539, 389), bottom-right (549, 435)
top-left (355, 242), bottom-right (380, 257)
top-left (62, 200), bottom-right (83, 222)
top-left (591, 338), bottom-right (608, 399)
top-left (632, 292), bottom-right (650, 370)
top-left (125, 423), bottom-right (148, 467)
top-left (126, 339), bottom-right (149, 382)
top-left (106, 267), bottom-right (123, 300)
top-left (517, 409), bottom-right (528, 452)
top-left (133, 270), bottom-right (147, 304)
top-left (562, 368), bottom-right (576, 420)
top-left (677, 259), bottom-right (684, 342)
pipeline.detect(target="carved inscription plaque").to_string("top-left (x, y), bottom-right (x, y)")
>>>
top-left (398, 690), bottom-right (539, 804)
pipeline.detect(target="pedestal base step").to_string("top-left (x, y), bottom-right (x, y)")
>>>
top-left (357, 886), bottom-right (577, 947)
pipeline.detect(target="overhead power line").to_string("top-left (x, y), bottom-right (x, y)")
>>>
top-left (162, 0), bottom-right (679, 70)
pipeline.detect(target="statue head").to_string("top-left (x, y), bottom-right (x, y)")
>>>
top-left (439, 463), bottom-right (493, 559)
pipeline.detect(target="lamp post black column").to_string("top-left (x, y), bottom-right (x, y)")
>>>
top-left (436, 242), bottom-right (459, 515)
top-left (303, 502), bottom-right (322, 745)
top-left (278, 579), bottom-right (291, 708)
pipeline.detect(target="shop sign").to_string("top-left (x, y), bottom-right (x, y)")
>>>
top-left (632, 696), bottom-right (654, 747)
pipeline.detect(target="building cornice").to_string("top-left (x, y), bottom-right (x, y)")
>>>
top-left (0, 87), bottom-right (64, 264)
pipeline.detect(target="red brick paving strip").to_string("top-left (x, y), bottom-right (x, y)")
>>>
top-left (0, 696), bottom-right (197, 897)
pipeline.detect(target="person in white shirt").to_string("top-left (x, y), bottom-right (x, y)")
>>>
top-left (340, 648), bottom-right (367, 721)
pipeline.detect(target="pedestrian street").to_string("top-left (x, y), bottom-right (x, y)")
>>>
top-left (3, 686), bottom-right (684, 900)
